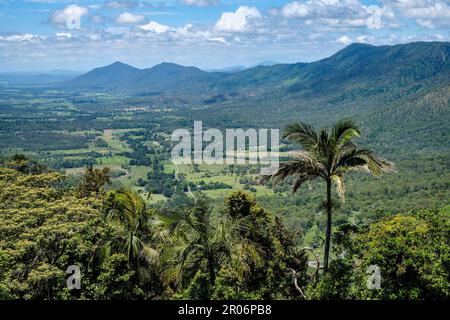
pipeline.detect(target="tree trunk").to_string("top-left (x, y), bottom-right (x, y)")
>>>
top-left (323, 178), bottom-right (332, 273)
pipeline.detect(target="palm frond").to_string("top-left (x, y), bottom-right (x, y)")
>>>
top-left (229, 238), bottom-right (263, 279)
top-left (283, 122), bottom-right (319, 152)
top-left (259, 155), bottom-right (326, 188)
top-left (331, 174), bottom-right (345, 202)
top-left (292, 174), bottom-right (318, 193)
top-left (140, 242), bottom-right (160, 267)
top-left (334, 148), bottom-right (396, 176)
top-left (179, 241), bottom-right (203, 267)
top-left (90, 240), bottom-right (113, 269)
top-left (106, 190), bottom-right (147, 229)
top-left (160, 265), bottom-right (183, 288)
top-left (331, 119), bottom-right (361, 149)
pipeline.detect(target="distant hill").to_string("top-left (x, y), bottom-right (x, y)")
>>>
top-left (63, 61), bottom-right (224, 94)
top-left (63, 61), bottom-right (140, 90)
top-left (0, 70), bottom-right (80, 85)
top-left (60, 42), bottom-right (450, 155)
top-left (63, 42), bottom-right (450, 99)
top-left (211, 42), bottom-right (450, 96)
top-left (187, 42), bottom-right (450, 156)
top-left (206, 61), bottom-right (279, 73)
top-left (250, 60), bottom-right (280, 67)
top-left (206, 65), bottom-right (246, 73)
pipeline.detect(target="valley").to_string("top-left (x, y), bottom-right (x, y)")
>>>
top-left (2, 0), bottom-right (450, 302)
top-left (1, 42), bottom-right (449, 250)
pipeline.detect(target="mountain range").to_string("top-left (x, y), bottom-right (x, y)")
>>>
top-left (61, 42), bottom-right (450, 155)
top-left (63, 42), bottom-right (450, 98)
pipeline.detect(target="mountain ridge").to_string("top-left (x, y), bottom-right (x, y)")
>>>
top-left (62, 41), bottom-right (450, 98)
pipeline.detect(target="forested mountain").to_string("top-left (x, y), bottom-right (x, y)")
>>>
top-left (61, 42), bottom-right (450, 156)
top-left (63, 42), bottom-right (450, 98)
top-left (63, 61), bottom-right (224, 94)
top-left (64, 61), bottom-right (140, 90)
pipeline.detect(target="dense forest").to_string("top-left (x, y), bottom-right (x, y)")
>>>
top-left (1, 151), bottom-right (448, 300)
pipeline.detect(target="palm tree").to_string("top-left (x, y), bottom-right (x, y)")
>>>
top-left (91, 190), bottom-right (159, 280)
top-left (175, 198), bottom-right (224, 286)
top-left (167, 195), bottom-right (262, 288)
top-left (259, 119), bottom-right (395, 273)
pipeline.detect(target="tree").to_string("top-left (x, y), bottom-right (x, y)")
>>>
top-left (93, 190), bottom-right (160, 284)
top-left (0, 166), bottom-right (110, 299)
top-left (259, 119), bottom-right (395, 273)
top-left (171, 196), bottom-right (228, 288)
top-left (354, 209), bottom-right (450, 299)
top-left (313, 208), bottom-right (450, 299)
top-left (163, 193), bottom-right (266, 298)
top-left (213, 191), bottom-right (308, 300)
top-left (76, 166), bottom-right (111, 198)
top-left (3, 154), bottom-right (46, 174)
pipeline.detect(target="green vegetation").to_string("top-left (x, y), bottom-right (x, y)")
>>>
top-left (310, 208), bottom-right (450, 299)
top-left (260, 119), bottom-right (395, 273)
top-left (0, 157), bottom-right (448, 299)
top-left (0, 42), bottom-right (449, 300)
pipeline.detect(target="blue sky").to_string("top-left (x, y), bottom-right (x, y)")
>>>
top-left (0, 0), bottom-right (449, 71)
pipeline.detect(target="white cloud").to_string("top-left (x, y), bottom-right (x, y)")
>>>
top-left (215, 6), bottom-right (261, 32)
top-left (182, 0), bottom-right (219, 7)
top-left (385, 0), bottom-right (450, 28)
top-left (281, 1), bottom-right (312, 17)
top-left (366, 6), bottom-right (395, 29)
top-left (311, 18), bottom-right (367, 28)
top-left (139, 21), bottom-right (170, 34)
top-left (207, 37), bottom-right (227, 43)
top-left (0, 33), bottom-right (45, 42)
top-left (401, 1), bottom-right (450, 18)
top-left (104, 1), bottom-right (138, 9)
top-left (278, 0), bottom-right (396, 30)
top-left (51, 5), bottom-right (88, 29)
top-left (387, 0), bottom-right (431, 10)
top-left (56, 32), bottom-right (72, 38)
top-left (173, 24), bottom-right (221, 42)
top-left (336, 35), bottom-right (352, 45)
top-left (116, 12), bottom-right (145, 25)
top-left (356, 35), bottom-right (367, 43)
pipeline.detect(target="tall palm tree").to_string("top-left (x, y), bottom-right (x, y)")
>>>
top-left (91, 190), bottom-right (159, 280)
top-left (259, 119), bottom-right (395, 273)
top-left (175, 198), bottom-right (224, 286)
top-left (167, 196), bottom-right (262, 288)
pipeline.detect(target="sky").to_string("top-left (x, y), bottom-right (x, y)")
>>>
top-left (0, 0), bottom-right (449, 71)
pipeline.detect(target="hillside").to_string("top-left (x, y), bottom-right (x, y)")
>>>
top-left (63, 61), bottom-right (224, 94)
top-left (59, 42), bottom-right (450, 156)
top-left (63, 42), bottom-right (450, 97)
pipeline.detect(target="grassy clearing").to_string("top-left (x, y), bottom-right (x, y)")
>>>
top-left (96, 155), bottom-right (130, 165)
top-left (161, 162), bottom-right (278, 200)
top-left (101, 129), bottom-right (133, 152)
top-left (118, 165), bottom-right (149, 188)
top-left (65, 164), bottom-right (124, 175)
